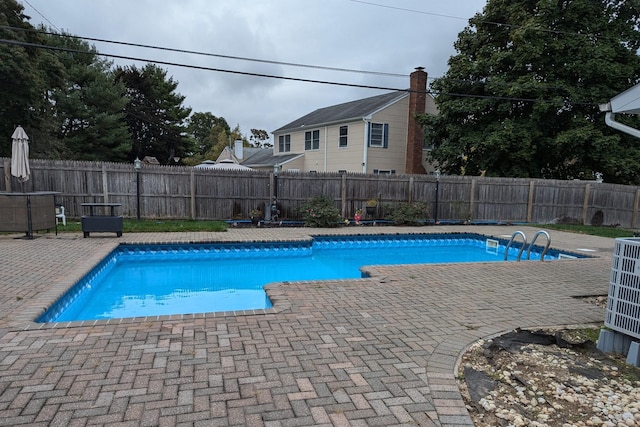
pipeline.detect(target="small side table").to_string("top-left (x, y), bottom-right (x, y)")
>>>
top-left (81, 203), bottom-right (123, 238)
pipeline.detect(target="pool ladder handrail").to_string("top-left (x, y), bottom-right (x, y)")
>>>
top-left (504, 230), bottom-right (551, 261)
top-left (526, 230), bottom-right (551, 261)
top-left (504, 231), bottom-right (527, 261)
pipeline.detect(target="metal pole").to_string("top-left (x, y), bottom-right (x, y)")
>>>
top-left (136, 170), bottom-right (141, 220)
top-left (434, 169), bottom-right (440, 225)
top-left (271, 164), bottom-right (279, 222)
top-left (134, 158), bottom-right (142, 220)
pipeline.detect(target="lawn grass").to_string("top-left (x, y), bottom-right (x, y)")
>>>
top-left (57, 219), bottom-right (228, 233)
top-left (49, 219), bottom-right (637, 238)
top-left (541, 223), bottom-right (636, 239)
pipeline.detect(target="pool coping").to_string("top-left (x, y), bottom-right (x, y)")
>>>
top-left (22, 229), bottom-right (601, 330)
top-left (0, 225), bottom-right (617, 426)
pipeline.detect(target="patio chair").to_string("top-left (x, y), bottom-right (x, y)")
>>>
top-left (55, 205), bottom-right (66, 226)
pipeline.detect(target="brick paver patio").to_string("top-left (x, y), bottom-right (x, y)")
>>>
top-left (0, 225), bottom-right (615, 426)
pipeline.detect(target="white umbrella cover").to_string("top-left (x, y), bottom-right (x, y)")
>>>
top-left (194, 159), bottom-right (253, 170)
top-left (11, 126), bottom-right (30, 182)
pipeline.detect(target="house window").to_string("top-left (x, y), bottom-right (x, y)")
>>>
top-left (305, 130), bottom-right (320, 150)
top-left (278, 134), bottom-right (290, 152)
top-left (369, 123), bottom-right (389, 148)
top-left (373, 169), bottom-right (396, 175)
top-left (339, 126), bottom-right (348, 148)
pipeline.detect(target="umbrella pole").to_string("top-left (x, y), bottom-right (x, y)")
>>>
top-left (26, 195), bottom-right (33, 239)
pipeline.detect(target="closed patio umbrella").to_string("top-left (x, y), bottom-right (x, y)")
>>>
top-left (11, 125), bottom-right (30, 182)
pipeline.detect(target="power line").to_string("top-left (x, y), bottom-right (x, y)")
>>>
top-left (348, 0), bottom-right (469, 21)
top-left (0, 24), bottom-right (603, 94)
top-left (21, 0), bottom-right (59, 32)
top-left (0, 38), bottom-right (410, 91)
top-left (349, 0), bottom-right (631, 41)
top-left (2, 25), bottom-right (408, 79)
top-left (0, 37), bottom-right (599, 107)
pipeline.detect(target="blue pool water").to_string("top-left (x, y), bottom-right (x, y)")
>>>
top-left (38, 233), bottom-right (581, 323)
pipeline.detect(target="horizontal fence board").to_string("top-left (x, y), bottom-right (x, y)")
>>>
top-left (1, 158), bottom-right (638, 227)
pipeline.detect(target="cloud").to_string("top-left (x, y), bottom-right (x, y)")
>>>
top-left (22, 0), bottom-right (487, 140)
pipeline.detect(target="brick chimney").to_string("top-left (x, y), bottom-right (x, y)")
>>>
top-left (406, 67), bottom-right (427, 174)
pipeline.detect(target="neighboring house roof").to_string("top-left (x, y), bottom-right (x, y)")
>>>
top-left (194, 159), bottom-right (253, 171)
top-left (273, 90), bottom-right (408, 133)
top-left (241, 149), bottom-right (303, 168)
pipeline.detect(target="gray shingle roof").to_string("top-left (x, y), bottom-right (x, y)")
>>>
top-left (273, 90), bottom-right (407, 133)
top-left (241, 149), bottom-right (303, 168)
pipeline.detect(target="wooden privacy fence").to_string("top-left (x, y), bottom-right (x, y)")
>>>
top-left (2, 158), bottom-right (639, 227)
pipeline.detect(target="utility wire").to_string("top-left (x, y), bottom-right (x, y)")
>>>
top-left (0, 37), bottom-right (599, 107)
top-left (21, 0), bottom-right (60, 32)
top-left (0, 38), bottom-right (410, 91)
top-left (349, 0), bottom-right (633, 40)
top-left (348, 0), bottom-right (468, 21)
top-left (0, 24), bottom-right (603, 94)
top-left (2, 25), bottom-right (407, 79)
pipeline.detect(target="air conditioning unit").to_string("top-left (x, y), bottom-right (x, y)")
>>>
top-left (606, 238), bottom-right (640, 339)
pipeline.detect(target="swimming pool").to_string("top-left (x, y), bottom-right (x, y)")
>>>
top-left (38, 233), bottom-right (582, 323)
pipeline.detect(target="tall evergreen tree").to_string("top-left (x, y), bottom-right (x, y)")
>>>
top-left (44, 32), bottom-right (131, 161)
top-left (418, 0), bottom-right (640, 184)
top-left (115, 64), bottom-right (192, 164)
top-left (0, 1), bottom-right (62, 157)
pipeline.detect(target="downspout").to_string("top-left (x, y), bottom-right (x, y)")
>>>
top-left (600, 102), bottom-right (640, 138)
top-left (605, 112), bottom-right (640, 139)
top-left (362, 117), bottom-right (370, 173)
top-left (324, 126), bottom-right (328, 172)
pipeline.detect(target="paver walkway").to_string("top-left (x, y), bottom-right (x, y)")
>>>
top-left (0, 226), bottom-right (615, 426)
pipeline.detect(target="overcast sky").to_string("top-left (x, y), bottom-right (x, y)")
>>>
top-left (21, 0), bottom-right (487, 142)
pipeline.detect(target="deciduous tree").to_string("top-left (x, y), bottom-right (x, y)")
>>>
top-left (418, 0), bottom-right (640, 184)
top-left (249, 128), bottom-right (271, 148)
top-left (186, 112), bottom-right (230, 156)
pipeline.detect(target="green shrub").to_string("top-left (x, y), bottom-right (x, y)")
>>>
top-left (300, 195), bottom-right (342, 227)
top-left (384, 201), bottom-right (430, 225)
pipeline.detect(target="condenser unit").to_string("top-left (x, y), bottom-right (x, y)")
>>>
top-left (606, 238), bottom-right (640, 339)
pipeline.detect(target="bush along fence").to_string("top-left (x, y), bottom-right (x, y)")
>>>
top-left (1, 157), bottom-right (639, 227)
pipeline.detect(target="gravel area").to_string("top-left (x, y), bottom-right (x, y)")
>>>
top-left (458, 324), bottom-right (640, 426)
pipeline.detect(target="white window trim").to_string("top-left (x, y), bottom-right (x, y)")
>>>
top-left (339, 125), bottom-right (348, 148)
top-left (305, 129), bottom-right (320, 151)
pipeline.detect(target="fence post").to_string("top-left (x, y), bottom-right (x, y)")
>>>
top-left (470, 178), bottom-right (476, 220)
top-left (408, 176), bottom-right (414, 203)
top-left (341, 174), bottom-right (347, 216)
top-left (633, 189), bottom-right (640, 229)
top-left (102, 164), bottom-right (109, 203)
top-left (527, 180), bottom-right (535, 222)
top-left (582, 184), bottom-right (591, 225)
top-left (190, 169), bottom-right (196, 220)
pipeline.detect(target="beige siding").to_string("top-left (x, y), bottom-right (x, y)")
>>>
top-left (322, 122), bottom-right (366, 172)
top-left (425, 94), bottom-right (437, 115)
top-left (366, 97), bottom-right (409, 174)
top-left (273, 91), bottom-right (438, 174)
top-left (274, 123), bottom-right (367, 173)
top-left (274, 130), bottom-right (305, 155)
top-left (281, 156), bottom-right (305, 172)
top-left (422, 95), bottom-right (438, 172)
